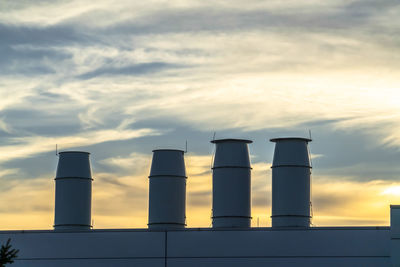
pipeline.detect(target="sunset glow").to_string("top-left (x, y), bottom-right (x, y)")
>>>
top-left (0, 0), bottom-right (399, 230)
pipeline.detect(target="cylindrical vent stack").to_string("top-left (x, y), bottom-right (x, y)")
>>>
top-left (148, 149), bottom-right (187, 230)
top-left (270, 137), bottom-right (312, 228)
top-left (211, 139), bottom-right (252, 228)
top-left (54, 151), bottom-right (92, 231)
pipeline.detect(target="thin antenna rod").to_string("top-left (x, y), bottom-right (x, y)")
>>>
top-left (185, 140), bottom-right (188, 153)
top-left (210, 132), bottom-right (217, 168)
top-left (56, 144), bottom-right (58, 156)
top-left (308, 129), bottom-right (313, 169)
top-left (308, 129), bottom-right (314, 226)
top-left (209, 131), bottom-right (217, 227)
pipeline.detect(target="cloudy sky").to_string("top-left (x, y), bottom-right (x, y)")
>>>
top-left (0, 0), bottom-right (399, 230)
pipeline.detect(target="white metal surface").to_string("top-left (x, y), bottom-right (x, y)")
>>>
top-left (168, 258), bottom-right (389, 267)
top-left (270, 137), bottom-right (312, 228)
top-left (211, 139), bottom-right (252, 228)
top-left (391, 205), bottom-right (400, 267)
top-left (0, 227), bottom-right (390, 267)
top-left (168, 228), bottom-right (390, 257)
top-left (0, 230), bottom-right (165, 267)
top-left (10, 259), bottom-right (164, 267)
top-left (54, 151), bottom-right (92, 231)
top-left (148, 149), bottom-right (187, 230)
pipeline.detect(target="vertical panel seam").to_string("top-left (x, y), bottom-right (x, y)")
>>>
top-left (165, 231), bottom-right (168, 267)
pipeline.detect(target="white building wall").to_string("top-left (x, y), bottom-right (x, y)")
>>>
top-left (0, 227), bottom-right (391, 267)
top-left (0, 230), bottom-right (165, 267)
top-left (169, 227), bottom-right (390, 267)
top-left (392, 205), bottom-right (400, 267)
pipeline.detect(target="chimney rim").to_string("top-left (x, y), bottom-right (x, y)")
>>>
top-left (152, 149), bottom-right (185, 153)
top-left (210, 138), bottom-right (252, 144)
top-left (58, 151), bottom-right (90, 154)
top-left (270, 137), bottom-right (312, 143)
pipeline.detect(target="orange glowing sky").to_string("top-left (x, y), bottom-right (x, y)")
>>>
top-left (0, 0), bottom-right (399, 230)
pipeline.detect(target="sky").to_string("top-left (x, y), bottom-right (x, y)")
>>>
top-left (0, 0), bottom-right (399, 230)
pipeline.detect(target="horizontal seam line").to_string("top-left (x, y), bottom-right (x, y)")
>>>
top-left (168, 256), bottom-right (390, 259)
top-left (54, 224), bottom-right (92, 227)
top-left (15, 256), bottom-right (391, 261)
top-left (212, 166), bottom-right (251, 169)
top-left (55, 177), bottom-right (93, 180)
top-left (148, 175), bottom-right (187, 178)
top-left (271, 215), bottom-right (311, 218)
top-left (271, 165), bottom-right (311, 168)
top-left (148, 223), bottom-right (186, 225)
top-left (212, 216), bottom-right (252, 219)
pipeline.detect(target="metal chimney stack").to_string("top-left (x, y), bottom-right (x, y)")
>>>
top-left (391, 205), bottom-right (400, 266)
top-left (270, 137), bottom-right (312, 228)
top-left (54, 151), bottom-right (93, 231)
top-left (211, 139), bottom-right (252, 228)
top-left (148, 149), bottom-right (187, 230)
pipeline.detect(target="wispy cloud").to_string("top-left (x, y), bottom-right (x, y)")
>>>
top-left (0, 0), bottom-right (399, 229)
top-left (0, 128), bottom-right (160, 163)
top-left (77, 62), bottom-right (185, 80)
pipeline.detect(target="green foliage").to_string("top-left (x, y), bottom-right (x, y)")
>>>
top-left (0, 239), bottom-right (19, 266)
